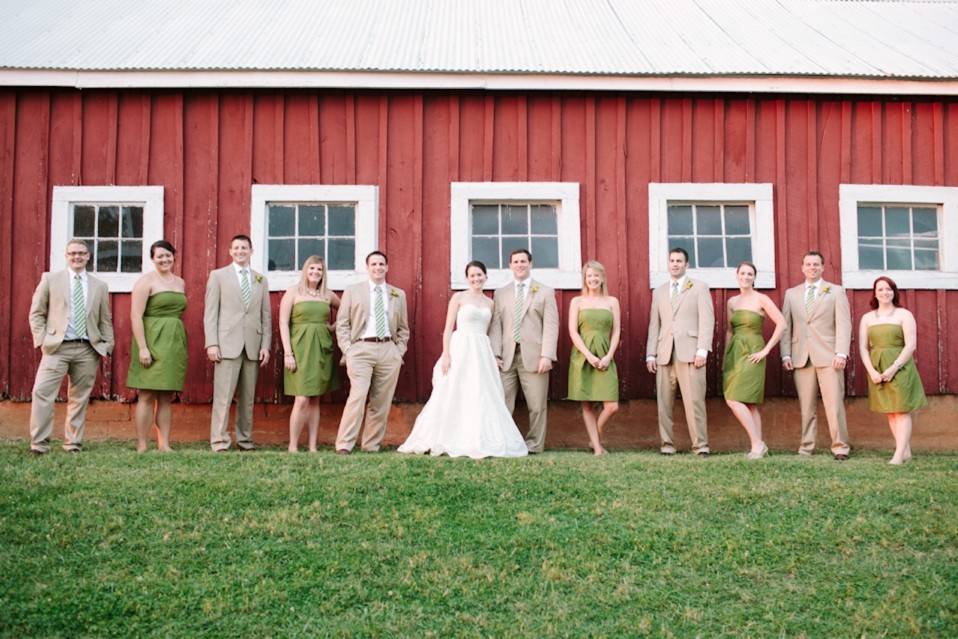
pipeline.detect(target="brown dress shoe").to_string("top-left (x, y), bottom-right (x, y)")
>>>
top-left (336, 449), bottom-right (350, 455)
top-left (833, 453), bottom-right (849, 461)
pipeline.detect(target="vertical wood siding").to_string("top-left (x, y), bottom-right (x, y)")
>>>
top-left (0, 89), bottom-right (956, 401)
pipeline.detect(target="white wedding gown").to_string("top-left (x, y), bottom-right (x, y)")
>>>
top-left (398, 304), bottom-right (528, 459)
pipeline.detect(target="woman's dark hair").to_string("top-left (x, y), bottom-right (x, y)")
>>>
top-left (736, 260), bottom-right (757, 276)
top-left (464, 260), bottom-right (487, 277)
top-left (870, 276), bottom-right (901, 310)
top-left (150, 240), bottom-right (176, 258)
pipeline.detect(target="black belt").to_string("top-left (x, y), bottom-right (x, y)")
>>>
top-left (359, 337), bottom-right (391, 343)
top-left (63, 338), bottom-right (90, 344)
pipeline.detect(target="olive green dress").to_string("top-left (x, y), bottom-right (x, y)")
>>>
top-left (126, 291), bottom-right (188, 392)
top-left (722, 309), bottom-right (766, 404)
top-left (867, 324), bottom-right (927, 413)
top-left (567, 308), bottom-right (618, 401)
top-left (284, 300), bottom-right (340, 397)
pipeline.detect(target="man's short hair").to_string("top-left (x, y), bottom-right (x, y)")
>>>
top-left (65, 238), bottom-right (91, 252)
top-left (230, 234), bottom-right (252, 248)
top-left (668, 247), bottom-right (689, 262)
top-left (803, 250), bottom-right (825, 265)
top-left (366, 250), bottom-right (388, 265)
top-left (509, 248), bottom-right (532, 262)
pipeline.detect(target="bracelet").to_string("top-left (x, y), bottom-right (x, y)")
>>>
top-left (284, 353), bottom-right (294, 357)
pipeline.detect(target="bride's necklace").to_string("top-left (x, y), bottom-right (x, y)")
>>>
top-left (304, 287), bottom-right (322, 298)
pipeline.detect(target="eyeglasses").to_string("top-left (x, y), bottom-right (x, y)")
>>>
top-left (66, 251), bottom-right (90, 257)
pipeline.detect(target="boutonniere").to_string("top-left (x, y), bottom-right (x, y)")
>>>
top-left (822, 285), bottom-right (831, 294)
top-left (255, 274), bottom-right (263, 284)
top-left (531, 285), bottom-right (540, 294)
top-left (389, 288), bottom-right (400, 298)
top-left (684, 280), bottom-right (694, 291)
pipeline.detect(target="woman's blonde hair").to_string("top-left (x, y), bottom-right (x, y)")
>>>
top-left (297, 255), bottom-right (329, 298)
top-left (580, 260), bottom-right (608, 296)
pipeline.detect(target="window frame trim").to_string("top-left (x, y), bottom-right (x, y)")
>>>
top-left (50, 185), bottom-right (164, 292)
top-left (647, 182), bottom-right (776, 289)
top-left (250, 184), bottom-right (379, 291)
top-left (839, 183), bottom-right (958, 289)
top-left (450, 181), bottom-right (582, 290)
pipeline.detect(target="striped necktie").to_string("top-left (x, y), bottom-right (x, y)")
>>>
top-left (513, 282), bottom-right (525, 343)
top-left (72, 274), bottom-right (87, 338)
top-left (240, 269), bottom-right (252, 308)
top-left (374, 285), bottom-right (387, 338)
top-left (670, 281), bottom-right (680, 310)
top-left (804, 285), bottom-right (816, 317)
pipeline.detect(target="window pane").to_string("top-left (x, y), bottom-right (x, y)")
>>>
top-left (98, 205), bottom-right (119, 238)
top-left (73, 205), bottom-right (95, 237)
top-left (667, 205), bottom-right (693, 235)
top-left (724, 206), bottom-right (750, 235)
top-left (502, 205), bottom-right (528, 235)
top-left (472, 237), bottom-right (499, 268)
top-left (298, 238), bottom-right (324, 263)
top-left (697, 237), bottom-right (724, 267)
top-left (121, 206), bottom-right (143, 238)
top-left (887, 247), bottom-right (912, 270)
top-left (328, 205), bottom-right (355, 236)
top-left (858, 238), bottom-right (884, 269)
top-left (696, 205), bottom-right (722, 235)
top-left (531, 237), bottom-right (558, 268)
top-left (885, 207), bottom-right (910, 237)
top-left (120, 240), bottom-right (141, 272)
top-left (97, 240), bottom-right (118, 271)
top-left (501, 237), bottom-right (529, 265)
top-left (472, 205), bottom-right (499, 235)
top-left (268, 205), bottom-right (295, 237)
top-left (328, 239), bottom-right (355, 270)
top-left (299, 205), bottom-right (325, 236)
top-left (858, 206), bottom-right (882, 237)
top-left (914, 240), bottom-right (939, 270)
top-left (913, 207), bottom-right (937, 238)
top-left (530, 205), bottom-right (557, 234)
top-left (268, 239), bottom-right (295, 271)
top-left (668, 236), bottom-right (695, 268)
top-left (725, 237), bottom-right (752, 265)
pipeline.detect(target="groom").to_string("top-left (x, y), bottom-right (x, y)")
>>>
top-left (490, 249), bottom-right (559, 453)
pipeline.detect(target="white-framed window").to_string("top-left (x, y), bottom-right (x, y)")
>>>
top-left (839, 184), bottom-right (958, 289)
top-left (450, 182), bottom-right (582, 289)
top-left (50, 185), bottom-right (164, 292)
top-left (648, 183), bottom-right (775, 289)
top-left (250, 185), bottom-right (379, 291)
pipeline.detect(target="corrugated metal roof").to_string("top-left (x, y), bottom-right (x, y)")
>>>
top-left (0, 0), bottom-right (956, 78)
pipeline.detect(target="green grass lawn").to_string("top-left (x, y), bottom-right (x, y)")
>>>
top-left (1, 442), bottom-right (956, 638)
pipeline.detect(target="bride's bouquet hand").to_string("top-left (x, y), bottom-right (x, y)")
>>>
top-left (440, 353), bottom-right (451, 375)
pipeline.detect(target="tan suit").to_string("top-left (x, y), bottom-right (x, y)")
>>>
top-left (335, 281), bottom-right (410, 452)
top-left (28, 269), bottom-right (114, 452)
top-left (781, 280), bottom-right (851, 455)
top-left (646, 278), bottom-right (714, 454)
top-left (489, 279), bottom-right (559, 453)
top-left (204, 265), bottom-right (272, 451)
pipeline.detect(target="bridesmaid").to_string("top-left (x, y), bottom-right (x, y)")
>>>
top-left (723, 261), bottom-right (785, 459)
top-left (279, 256), bottom-right (340, 452)
top-left (127, 240), bottom-right (188, 453)
top-left (567, 261), bottom-right (620, 455)
top-left (858, 276), bottom-right (926, 465)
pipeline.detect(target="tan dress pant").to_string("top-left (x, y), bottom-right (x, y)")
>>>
top-left (336, 341), bottom-right (403, 452)
top-left (501, 345), bottom-right (550, 453)
top-left (793, 363), bottom-right (850, 455)
top-left (655, 355), bottom-right (709, 454)
top-left (210, 356), bottom-right (259, 451)
top-left (30, 341), bottom-right (100, 452)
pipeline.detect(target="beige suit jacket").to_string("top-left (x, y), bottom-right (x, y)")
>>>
top-left (203, 265), bottom-right (272, 360)
top-left (29, 269), bottom-right (114, 356)
top-left (780, 280), bottom-right (851, 368)
top-left (335, 281), bottom-right (410, 362)
top-left (646, 278), bottom-right (714, 365)
top-left (489, 279), bottom-right (559, 372)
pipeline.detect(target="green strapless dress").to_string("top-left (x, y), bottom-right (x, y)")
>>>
top-left (567, 308), bottom-right (618, 401)
top-left (126, 291), bottom-right (188, 392)
top-left (284, 301), bottom-right (340, 397)
top-left (722, 309), bottom-right (766, 404)
top-left (867, 324), bottom-right (927, 413)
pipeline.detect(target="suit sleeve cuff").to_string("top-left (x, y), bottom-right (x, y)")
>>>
top-left (835, 353), bottom-right (847, 359)
top-left (695, 349), bottom-right (708, 359)
top-left (645, 355), bottom-right (656, 362)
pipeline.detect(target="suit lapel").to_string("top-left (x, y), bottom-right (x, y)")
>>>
top-left (808, 282), bottom-right (829, 321)
top-left (224, 267), bottom-right (243, 307)
top-left (357, 283), bottom-right (370, 328)
top-left (520, 280), bottom-right (535, 320)
top-left (501, 285), bottom-right (515, 333)
top-left (672, 280), bottom-right (691, 317)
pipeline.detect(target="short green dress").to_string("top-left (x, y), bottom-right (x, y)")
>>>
top-left (284, 300), bottom-right (340, 397)
top-left (567, 308), bottom-right (619, 401)
top-left (722, 309), bottom-right (766, 404)
top-left (867, 324), bottom-right (927, 413)
top-left (126, 291), bottom-right (188, 392)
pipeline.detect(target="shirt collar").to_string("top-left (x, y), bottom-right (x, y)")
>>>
top-left (514, 277), bottom-right (531, 289)
top-left (670, 275), bottom-right (687, 288)
top-left (69, 269), bottom-right (88, 282)
top-left (369, 280), bottom-right (387, 292)
top-left (806, 279), bottom-right (822, 289)
top-left (232, 262), bottom-right (251, 275)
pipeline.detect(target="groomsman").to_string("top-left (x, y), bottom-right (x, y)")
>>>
top-left (781, 250), bottom-right (852, 460)
top-left (490, 249), bottom-right (559, 453)
top-left (204, 234), bottom-right (271, 452)
top-left (646, 247), bottom-right (714, 456)
top-left (28, 239), bottom-right (114, 453)
top-left (335, 251), bottom-right (410, 453)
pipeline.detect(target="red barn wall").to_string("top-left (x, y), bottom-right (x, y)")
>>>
top-left (0, 89), bottom-right (956, 403)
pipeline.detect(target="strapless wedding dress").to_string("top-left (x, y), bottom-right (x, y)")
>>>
top-left (398, 305), bottom-right (528, 458)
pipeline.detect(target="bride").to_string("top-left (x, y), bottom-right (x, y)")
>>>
top-left (398, 261), bottom-right (528, 458)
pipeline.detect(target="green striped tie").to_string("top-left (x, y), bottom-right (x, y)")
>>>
top-left (374, 285), bottom-right (387, 338)
top-left (805, 285), bottom-right (815, 317)
top-left (513, 283), bottom-right (525, 343)
top-left (72, 274), bottom-right (87, 338)
top-left (240, 269), bottom-right (252, 308)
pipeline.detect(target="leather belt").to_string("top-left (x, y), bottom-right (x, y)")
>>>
top-left (359, 337), bottom-right (392, 343)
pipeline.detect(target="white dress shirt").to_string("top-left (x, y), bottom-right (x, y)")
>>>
top-left (360, 280), bottom-right (392, 339)
top-left (64, 269), bottom-right (89, 340)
